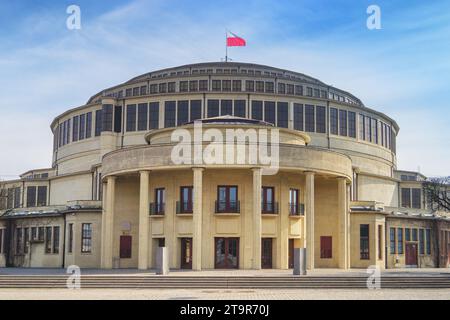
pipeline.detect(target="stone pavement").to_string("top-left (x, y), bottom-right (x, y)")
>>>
top-left (0, 288), bottom-right (449, 300)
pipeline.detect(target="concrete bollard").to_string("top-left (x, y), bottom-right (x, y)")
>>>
top-left (293, 248), bottom-right (307, 276)
top-left (156, 247), bottom-right (169, 275)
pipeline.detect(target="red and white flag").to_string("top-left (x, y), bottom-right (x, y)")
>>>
top-left (227, 31), bottom-right (246, 47)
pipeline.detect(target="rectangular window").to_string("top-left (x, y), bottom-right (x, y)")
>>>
top-left (232, 80), bottom-right (241, 92)
top-left (81, 223), bottom-right (92, 253)
top-left (412, 228), bottom-right (418, 241)
top-left (177, 100), bottom-right (189, 126)
top-left (53, 226), bottom-right (60, 254)
top-left (190, 100), bottom-right (202, 121)
top-left (330, 108), bottom-right (338, 135)
top-left (405, 228), bottom-right (411, 241)
top-left (348, 111), bottom-right (356, 138)
top-left (212, 80), bottom-right (221, 91)
top-left (261, 186), bottom-right (275, 214)
top-left (199, 80), bottom-right (208, 91)
top-left (378, 225), bottom-right (383, 260)
top-left (360, 224), bottom-right (370, 260)
top-left (234, 100), bottom-right (246, 118)
top-left (14, 187), bottom-right (20, 208)
top-left (114, 106), bottom-right (122, 133)
top-left (95, 109), bottom-right (102, 136)
top-left (159, 83), bottom-right (167, 93)
top-left (140, 85), bottom-right (147, 95)
top-left (68, 223), bottom-right (73, 253)
top-left (287, 84), bottom-right (294, 95)
top-left (154, 188), bottom-right (165, 215)
top-left (246, 80), bottom-right (255, 92)
top-left (137, 103), bottom-right (148, 131)
top-left (179, 81), bottom-right (188, 92)
top-left (320, 236), bottom-right (332, 259)
top-left (256, 81), bottom-right (264, 92)
top-left (0, 229), bottom-right (3, 254)
top-left (45, 226), bottom-right (52, 254)
top-left (150, 84), bottom-right (158, 94)
top-left (189, 80), bottom-right (198, 92)
top-left (102, 104), bottom-right (113, 132)
top-left (164, 101), bottom-right (176, 127)
top-left (371, 118), bottom-right (377, 143)
top-left (412, 188), bottom-right (421, 209)
top-left (79, 113), bottom-right (86, 140)
top-left (207, 100), bottom-right (220, 118)
top-left (222, 80), bottom-right (231, 92)
top-left (37, 186), bottom-right (47, 207)
top-left (7, 188), bottom-right (13, 209)
top-left (305, 105), bottom-right (315, 132)
top-left (289, 189), bottom-right (300, 215)
top-left (220, 100), bottom-right (233, 116)
top-left (16, 228), bottom-right (23, 254)
top-left (277, 102), bottom-right (289, 128)
top-left (86, 112), bottom-right (92, 138)
top-left (293, 104), bottom-right (303, 131)
top-left (133, 87), bottom-right (139, 96)
top-left (316, 106), bottom-right (326, 133)
top-left (149, 102), bottom-right (159, 129)
top-left (251, 101), bottom-right (263, 120)
top-left (24, 228), bottom-right (29, 253)
top-left (126, 104), bottom-right (137, 132)
top-left (31, 227), bottom-right (37, 241)
top-left (72, 115), bottom-right (79, 142)
top-left (390, 227), bottom-right (396, 254)
top-left (27, 186), bottom-right (37, 207)
top-left (426, 229), bottom-right (431, 255)
top-left (359, 114), bottom-right (365, 140)
top-left (339, 110), bottom-right (347, 136)
top-left (398, 228), bottom-right (404, 254)
top-left (278, 83), bottom-right (286, 94)
top-left (264, 101), bottom-right (276, 125)
top-left (180, 186), bottom-right (193, 213)
top-left (38, 227), bottom-right (44, 241)
top-left (419, 229), bottom-right (424, 254)
top-left (401, 188), bottom-right (411, 208)
top-left (168, 82), bottom-right (176, 93)
top-left (295, 85), bottom-right (303, 96)
top-left (365, 116), bottom-right (371, 142)
top-left (216, 186), bottom-right (239, 213)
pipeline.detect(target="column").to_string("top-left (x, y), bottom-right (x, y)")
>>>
top-left (305, 171), bottom-right (315, 270)
top-left (138, 171), bottom-right (150, 270)
top-left (252, 167), bottom-right (262, 269)
top-left (102, 175), bottom-right (116, 269)
top-left (100, 181), bottom-right (107, 268)
top-left (338, 177), bottom-right (349, 269)
top-left (192, 167), bottom-right (204, 271)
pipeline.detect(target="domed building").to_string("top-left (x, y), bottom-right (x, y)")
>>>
top-left (0, 62), bottom-right (449, 270)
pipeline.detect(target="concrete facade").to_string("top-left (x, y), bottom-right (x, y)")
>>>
top-left (0, 62), bottom-right (449, 270)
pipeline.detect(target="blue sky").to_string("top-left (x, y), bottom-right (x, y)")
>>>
top-left (0, 0), bottom-right (449, 178)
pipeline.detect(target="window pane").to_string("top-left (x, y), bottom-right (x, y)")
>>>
top-left (339, 110), bottom-right (347, 136)
top-left (137, 103), bottom-right (148, 131)
top-left (277, 102), bottom-right (289, 128)
top-left (348, 111), bottom-right (356, 138)
top-left (190, 100), bottom-right (202, 121)
top-left (305, 105), bottom-right (315, 132)
top-left (177, 100), bottom-right (189, 126)
top-left (207, 100), bottom-right (219, 118)
top-left (264, 101), bottom-right (275, 125)
top-left (102, 104), bottom-right (113, 132)
top-left (114, 106), bottom-right (122, 133)
top-left (149, 102), bottom-right (159, 129)
top-left (234, 100), bottom-right (246, 118)
top-left (26, 186), bottom-right (36, 207)
top-left (316, 106), bottom-right (326, 133)
top-left (397, 228), bottom-right (403, 254)
top-left (164, 101), bottom-right (176, 127)
top-left (86, 112), bottom-right (92, 138)
top-left (79, 114), bottom-right (86, 140)
top-left (220, 100), bottom-right (232, 116)
top-left (330, 108), bottom-right (338, 135)
top-left (293, 104), bottom-right (303, 131)
top-left (251, 101), bottom-right (263, 120)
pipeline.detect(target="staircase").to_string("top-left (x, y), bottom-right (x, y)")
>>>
top-left (0, 275), bottom-right (450, 289)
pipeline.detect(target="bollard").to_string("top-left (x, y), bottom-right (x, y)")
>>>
top-left (293, 248), bottom-right (307, 276)
top-left (156, 247), bottom-right (169, 275)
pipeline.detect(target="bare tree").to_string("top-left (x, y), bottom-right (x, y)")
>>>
top-left (423, 177), bottom-right (450, 211)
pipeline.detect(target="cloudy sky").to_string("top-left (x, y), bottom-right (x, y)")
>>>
top-left (0, 0), bottom-right (449, 179)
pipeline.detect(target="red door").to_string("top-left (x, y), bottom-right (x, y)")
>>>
top-left (119, 235), bottom-right (132, 259)
top-left (180, 238), bottom-right (192, 269)
top-left (405, 243), bottom-right (418, 266)
top-left (320, 236), bottom-right (332, 259)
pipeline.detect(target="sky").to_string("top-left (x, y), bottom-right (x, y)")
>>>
top-left (0, 0), bottom-right (449, 179)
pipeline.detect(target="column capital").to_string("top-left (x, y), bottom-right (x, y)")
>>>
top-left (106, 175), bottom-right (117, 182)
top-left (251, 167), bottom-right (262, 173)
top-left (304, 170), bottom-right (315, 176)
top-left (192, 167), bottom-right (205, 172)
top-left (139, 170), bottom-right (151, 175)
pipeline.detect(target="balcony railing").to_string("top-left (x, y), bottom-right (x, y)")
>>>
top-left (215, 200), bottom-right (240, 213)
top-left (149, 202), bottom-right (165, 215)
top-left (289, 203), bottom-right (305, 216)
top-left (262, 202), bottom-right (279, 214)
top-left (176, 201), bottom-right (193, 214)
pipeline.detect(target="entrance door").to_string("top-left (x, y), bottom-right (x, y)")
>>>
top-left (288, 239), bottom-right (294, 268)
top-left (215, 238), bottom-right (239, 269)
top-left (261, 238), bottom-right (273, 269)
top-left (405, 243), bottom-right (418, 266)
top-left (119, 235), bottom-right (132, 259)
top-left (180, 238), bottom-right (192, 269)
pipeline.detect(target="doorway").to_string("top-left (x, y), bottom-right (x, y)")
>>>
top-left (288, 239), bottom-right (294, 268)
top-left (215, 238), bottom-right (239, 269)
top-left (261, 238), bottom-right (273, 269)
top-left (405, 242), bottom-right (418, 267)
top-left (180, 238), bottom-right (192, 269)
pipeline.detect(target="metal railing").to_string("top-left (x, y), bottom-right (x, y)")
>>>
top-left (149, 202), bottom-right (165, 215)
top-left (262, 202), bottom-right (279, 214)
top-left (215, 200), bottom-right (240, 213)
top-left (176, 201), bottom-right (193, 214)
top-left (289, 203), bottom-right (305, 216)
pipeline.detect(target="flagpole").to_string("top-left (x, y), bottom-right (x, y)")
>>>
top-left (225, 29), bottom-right (228, 62)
